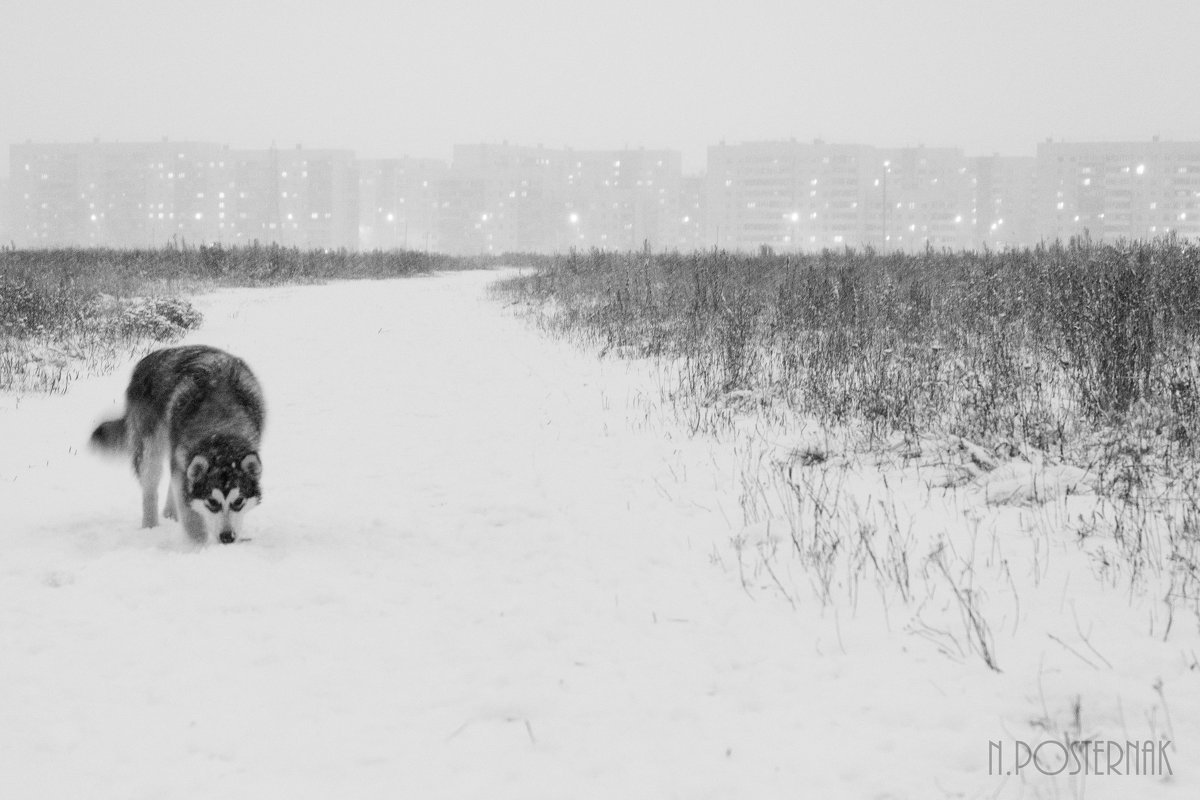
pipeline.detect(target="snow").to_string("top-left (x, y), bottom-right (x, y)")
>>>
top-left (1, 270), bottom-right (1194, 798)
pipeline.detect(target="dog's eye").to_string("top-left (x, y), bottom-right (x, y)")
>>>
top-left (230, 498), bottom-right (244, 512)
top-left (205, 498), bottom-right (222, 513)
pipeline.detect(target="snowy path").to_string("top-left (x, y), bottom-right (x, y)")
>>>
top-left (0, 272), bottom-right (1188, 799)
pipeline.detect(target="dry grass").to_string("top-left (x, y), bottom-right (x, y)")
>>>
top-left (1, 242), bottom-right (536, 393)
top-left (494, 237), bottom-right (1200, 667)
top-left (494, 237), bottom-right (1200, 474)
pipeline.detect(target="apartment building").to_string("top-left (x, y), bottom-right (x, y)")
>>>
top-left (10, 137), bottom-right (1200, 253)
top-left (709, 140), bottom-right (980, 253)
top-left (8, 141), bottom-right (358, 250)
top-left (972, 155), bottom-right (1037, 249)
top-left (1036, 139), bottom-right (1200, 242)
top-left (428, 143), bottom-right (684, 254)
top-left (706, 140), bottom-right (801, 251)
top-left (358, 157), bottom-right (448, 252)
top-left (227, 146), bottom-right (359, 250)
top-left (0, 175), bottom-right (10, 243)
top-left (675, 174), bottom-right (706, 251)
top-left (561, 148), bottom-right (681, 252)
top-left (441, 144), bottom-right (571, 253)
top-left (9, 140), bottom-right (233, 247)
top-left (867, 146), bottom-right (975, 252)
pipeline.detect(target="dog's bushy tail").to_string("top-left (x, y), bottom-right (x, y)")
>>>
top-left (90, 417), bottom-right (128, 454)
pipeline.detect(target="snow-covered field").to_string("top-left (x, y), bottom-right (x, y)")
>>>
top-left (0, 270), bottom-right (1193, 799)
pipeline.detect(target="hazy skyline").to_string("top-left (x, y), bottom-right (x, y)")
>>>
top-left (4, 0), bottom-right (1199, 175)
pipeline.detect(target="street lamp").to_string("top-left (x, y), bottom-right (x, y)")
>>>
top-left (566, 211), bottom-right (581, 246)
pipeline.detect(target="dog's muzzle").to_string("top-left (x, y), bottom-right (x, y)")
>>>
top-left (219, 531), bottom-right (236, 545)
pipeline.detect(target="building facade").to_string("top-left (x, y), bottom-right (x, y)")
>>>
top-left (1036, 139), bottom-right (1200, 243)
top-left (972, 155), bottom-right (1037, 249)
top-left (9, 140), bottom-right (236, 247)
top-left (0, 175), bottom-right (10, 244)
top-left (358, 157), bottom-right (448, 252)
top-left (8, 141), bottom-right (357, 250)
top-left (869, 146), bottom-right (976, 252)
top-left (439, 143), bottom-right (570, 254)
top-left (707, 141), bottom-right (979, 253)
top-left (226, 147), bottom-right (358, 250)
top-left (9, 137), bottom-right (1200, 252)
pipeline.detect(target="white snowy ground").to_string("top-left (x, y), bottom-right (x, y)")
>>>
top-left (0, 270), bottom-right (1194, 799)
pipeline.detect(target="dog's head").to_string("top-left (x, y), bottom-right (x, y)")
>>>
top-left (184, 450), bottom-right (262, 545)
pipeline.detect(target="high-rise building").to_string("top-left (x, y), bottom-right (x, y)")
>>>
top-left (9, 140), bottom-right (233, 247)
top-left (708, 140), bottom-right (896, 252)
top-left (433, 143), bottom-right (683, 254)
top-left (971, 155), bottom-right (1036, 249)
top-left (11, 137), bottom-right (1200, 253)
top-left (709, 141), bottom-right (983, 253)
top-left (1036, 139), bottom-right (1200, 243)
top-left (358, 157), bottom-right (447, 251)
top-left (447, 144), bottom-right (571, 253)
top-left (228, 146), bottom-right (359, 250)
top-left (562, 148), bottom-right (681, 251)
top-left (0, 175), bottom-right (10, 244)
top-left (706, 140), bottom-right (803, 251)
top-left (869, 146), bottom-right (975, 252)
top-left (675, 175), bottom-right (706, 251)
top-left (8, 141), bottom-right (359, 250)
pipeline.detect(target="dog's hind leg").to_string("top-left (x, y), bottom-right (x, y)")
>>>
top-left (136, 432), bottom-right (167, 528)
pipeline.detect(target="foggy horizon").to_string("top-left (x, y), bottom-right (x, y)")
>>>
top-left (5, 0), bottom-right (1200, 176)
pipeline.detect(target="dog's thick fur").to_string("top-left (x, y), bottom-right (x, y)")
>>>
top-left (91, 345), bottom-right (265, 544)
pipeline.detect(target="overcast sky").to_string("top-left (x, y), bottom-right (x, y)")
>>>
top-left (3, 0), bottom-right (1199, 174)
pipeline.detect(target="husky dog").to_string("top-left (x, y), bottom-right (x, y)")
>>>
top-left (91, 345), bottom-right (265, 544)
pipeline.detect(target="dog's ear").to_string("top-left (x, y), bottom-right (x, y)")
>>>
top-left (185, 455), bottom-right (210, 488)
top-left (241, 452), bottom-right (262, 479)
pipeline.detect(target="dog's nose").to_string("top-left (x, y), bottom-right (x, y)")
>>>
top-left (219, 531), bottom-right (236, 544)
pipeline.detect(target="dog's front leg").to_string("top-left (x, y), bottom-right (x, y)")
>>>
top-left (170, 473), bottom-right (206, 542)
